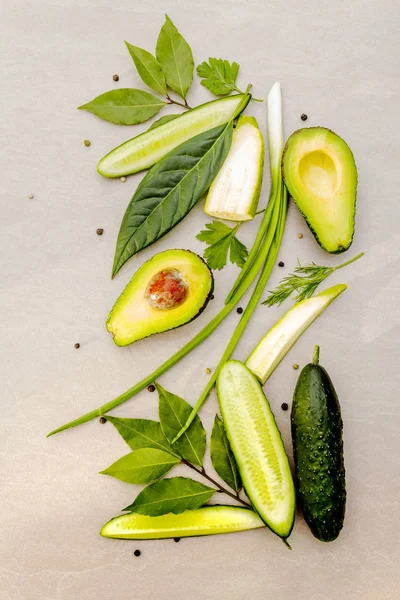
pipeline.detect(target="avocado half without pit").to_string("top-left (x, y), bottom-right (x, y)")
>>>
top-left (282, 127), bottom-right (357, 253)
top-left (106, 249), bottom-right (214, 346)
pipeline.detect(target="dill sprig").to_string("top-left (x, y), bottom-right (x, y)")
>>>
top-left (263, 252), bottom-right (364, 307)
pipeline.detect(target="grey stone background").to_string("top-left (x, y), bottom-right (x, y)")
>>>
top-left (1, 0), bottom-right (399, 598)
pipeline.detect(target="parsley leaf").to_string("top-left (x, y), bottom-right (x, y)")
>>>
top-left (196, 58), bottom-right (241, 96)
top-left (196, 221), bottom-right (248, 270)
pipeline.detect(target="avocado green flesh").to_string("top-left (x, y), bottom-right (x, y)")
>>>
top-left (98, 94), bottom-right (248, 178)
top-left (282, 127), bottom-right (357, 253)
top-left (246, 284), bottom-right (347, 384)
top-left (100, 506), bottom-right (264, 539)
top-left (204, 116), bottom-right (264, 221)
top-left (291, 361), bottom-right (346, 542)
top-left (106, 249), bottom-right (213, 346)
top-left (217, 361), bottom-right (295, 539)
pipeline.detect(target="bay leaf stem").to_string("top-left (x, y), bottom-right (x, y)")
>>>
top-left (166, 94), bottom-right (192, 109)
top-left (182, 459), bottom-right (252, 509)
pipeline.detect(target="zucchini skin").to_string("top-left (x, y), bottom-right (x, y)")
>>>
top-left (291, 355), bottom-right (346, 542)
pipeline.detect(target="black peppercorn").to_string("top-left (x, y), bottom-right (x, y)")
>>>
top-left (74, 343), bottom-right (80, 349)
top-left (174, 537), bottom-right (181, 543)
top-left (147, 384), bottom-right (156, 393)
top-left (301, 114), bottom-right (308, 121)
top-left (96, 228), bottom-right (104, 235)
top-left (134, 549), bottom-right (141, 557)
top-left (99, 416), bottom-right (107, 424)
top-left (113, 74), bottom-right (119, 81)
top-left (281, 403), bottom-right (289, 411)
top-left (237, 307), bottom-right (243, 314)
top-left (278, 261), bottom-right (284, 267)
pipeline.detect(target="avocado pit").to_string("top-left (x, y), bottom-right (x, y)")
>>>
top-left (145, 268), bottom-right (188, 311)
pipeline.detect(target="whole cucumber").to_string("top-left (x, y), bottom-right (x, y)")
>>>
top-left (291, 345), bottom-right (346, 542)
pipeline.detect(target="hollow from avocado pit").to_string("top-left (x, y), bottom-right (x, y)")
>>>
top-left (298, 150), bottom-right (338, 197)
top-left (107, 249), bottom-right (214, 346)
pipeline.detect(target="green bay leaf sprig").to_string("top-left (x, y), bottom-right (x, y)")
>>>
top-left (98, 390), bottom-right (253, 518)
top-left (79, 15), bottom-right (194, 125)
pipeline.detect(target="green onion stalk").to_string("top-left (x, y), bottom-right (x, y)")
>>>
top-left (47, 82), bottom-right (287, 438)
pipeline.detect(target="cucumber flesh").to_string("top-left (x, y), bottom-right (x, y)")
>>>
top-left (97, 94), bottom-right (249, 178)
top-left (246, 284), bottom-right (347, 384)
top-left (204, 116), bottom-right (264, 221)
top-left (217, 361), bottom-right (295, 539)
top-left (100, 505), bottom-right (264, 539)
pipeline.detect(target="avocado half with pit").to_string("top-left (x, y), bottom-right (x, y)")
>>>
top-left (107, 249), bottom-right (213, 346)
top-left (282, 127), bottom-right (357, 253)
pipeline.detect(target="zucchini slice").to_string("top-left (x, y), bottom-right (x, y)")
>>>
top-left (246, 284), bottom-right (346, 384)
top-left (217, 361), bottom-right (295, 539)
top-left (97, 94), bottom-right (250, 178)
top-left (100, 505), bottom-right (264, 539)
top-left (204, 116), bottom-right (264, 221)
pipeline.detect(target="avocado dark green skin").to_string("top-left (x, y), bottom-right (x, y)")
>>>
top-left (291, 361), bottom-right (346, 542)
top-left (282, 127), bottom-right (358, 254)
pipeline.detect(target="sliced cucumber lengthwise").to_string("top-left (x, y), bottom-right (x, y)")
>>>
top-left (98, 94), bottom-right (250, 178)
top-left (217, 361), bottom-right (295, 539)
top-left (246, 284), bottom-right (347, 384)
top-left (100, 506), bottom-right (264, 539)
top-left (204, 116), bottom-right (264, 221)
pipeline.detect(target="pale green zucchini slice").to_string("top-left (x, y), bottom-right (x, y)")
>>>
top-left (97, 94), bottom-right (250, 178)
top-left (100, 505), bottom-right (264, 539)
top-left (246, 284), bottom-right (347, 384)
top-left (217, 361), bottom-right (295, 539)
top-left (204, 116), bottom-right (264, 221)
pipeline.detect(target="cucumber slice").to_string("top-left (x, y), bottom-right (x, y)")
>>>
top-left (217, 361), bottom-right (295, 539)
top-left (97, 94), bottom-right (250, 178)
top-left (204, 116), bottom-right (264, 221)
top-left (100, 505), bottom-right (264, 539)
top-left (246, 284), bottom-right (347, 384)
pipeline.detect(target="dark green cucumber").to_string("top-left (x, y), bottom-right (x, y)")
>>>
top-left (291, 345), bottom-right (346, 542)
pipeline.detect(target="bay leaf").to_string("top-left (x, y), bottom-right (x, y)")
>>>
top-left (112, 123), bottom-right (233, 276)
top-left (123, 477), bottom-right (215, 515)
top-left (99, 448), bottom-right (180, 484)
top-left (105, 416), bottom-right (178, 457)
top-left (210, 415), bottom-right (241, 492)
top-left (78, 89), bottom-right (165, 125)
top-left (157, 384), bottom-right (206, 467)
top-left (156, 15), bottom-right (194, 100)
top-left (125, 42), bottom-right (167, 96)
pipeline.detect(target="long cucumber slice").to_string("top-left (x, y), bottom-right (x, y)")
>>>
top-left (97, 94), bottom-right (250, 178)
top-left (217, 361), bottom-right (295, 539)
top-left (204, 116), bottom-right (264, 221)
top-left (100, 506), bottom-right (264, 539)
top-left (246, 284), bottom-right (347, 384)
